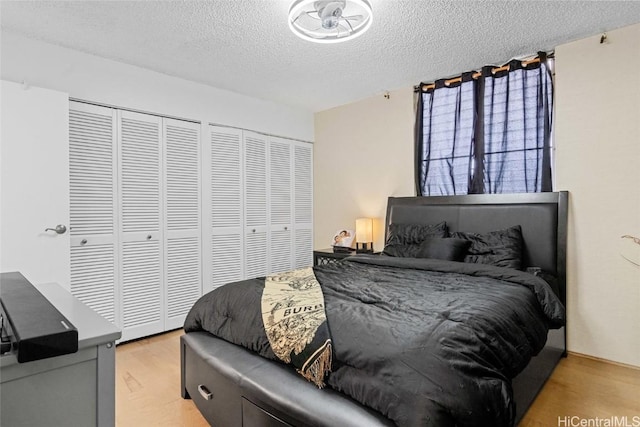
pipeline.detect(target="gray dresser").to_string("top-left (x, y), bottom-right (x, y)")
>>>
top-left (1, 282), bottom-right (121, 427)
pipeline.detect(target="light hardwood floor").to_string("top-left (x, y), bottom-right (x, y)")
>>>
top-left (116, 330), bottom-right (640, 426)
top-left (116, 330), bottom-right (208, 427)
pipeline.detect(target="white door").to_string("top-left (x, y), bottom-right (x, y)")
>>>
top-left (269, 137), bottom-right (292, 274)
top-left (69, 101), bottom-right (118, 324)
top-left (118, 110), bottom-right (164, 341)
top-left (209, 126), bottom-right (244, 291)
top-left (244, 131), bottom-right (268, 278)
top-left (0, 81), bottom-right (70, 288)
top-left (293, 142), bottom-right (314, 269)
top-left (164, 118), bottom-right (201, 329)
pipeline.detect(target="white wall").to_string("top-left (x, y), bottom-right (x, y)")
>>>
top-left (313, 23), bottom-right (640, 367)
top-left (314, 86), bottom-right (415, 251)
top-left (0, 31), bottom-right (314, 142)
top-left (555, 23), bottom-right (640, 367)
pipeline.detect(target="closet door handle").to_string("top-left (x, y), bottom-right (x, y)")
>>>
top-left (147, 234), bottom-right (152, 240)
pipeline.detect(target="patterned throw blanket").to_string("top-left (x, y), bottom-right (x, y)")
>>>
top-left (261, 267), bottom-right (332, 388)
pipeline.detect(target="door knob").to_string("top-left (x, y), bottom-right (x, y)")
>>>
top-left (45, 224), bottom-right (67, 234)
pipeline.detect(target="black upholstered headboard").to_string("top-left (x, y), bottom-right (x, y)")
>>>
top-left (385, 192), bottom-right (568, 303)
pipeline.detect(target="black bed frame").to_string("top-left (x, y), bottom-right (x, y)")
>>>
top-left (181, 191), bottom-right (568, 426)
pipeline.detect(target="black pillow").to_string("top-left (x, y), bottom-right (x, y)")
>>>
top-left (382, 243), bottom-right (420, 258)
top-left (451, 225), bottom-right (524, 269)
top-left (385, 222), bottom-right (448, 246)
top-left (416, 238), bottom-right (471, 262)
top-left (383, 222), bottom-right (449, 258)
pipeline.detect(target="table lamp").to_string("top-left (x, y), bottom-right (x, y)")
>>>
top-left (355, 217), bottom-right (373, 253)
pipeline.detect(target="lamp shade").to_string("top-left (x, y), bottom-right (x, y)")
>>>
top-left (355, 218), bottom-right (373, 243)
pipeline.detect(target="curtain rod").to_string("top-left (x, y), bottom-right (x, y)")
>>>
top-left (416, 53), bottom-right (553, 92)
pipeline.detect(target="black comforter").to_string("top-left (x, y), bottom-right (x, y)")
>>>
top-left (184, 255), bottom-right (565, 427)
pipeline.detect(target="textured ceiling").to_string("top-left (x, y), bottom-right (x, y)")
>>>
top-left (2, 1), bottom-right (640, 112)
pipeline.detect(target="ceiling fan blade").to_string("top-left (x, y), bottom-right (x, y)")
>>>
top-left (336, 21), bottom-right (353, 35)
top-left (342, 14), bottom-right (364, 21)
top-left (302, 11), bottom-right (321, 20)
top-left (340, 18), bottom-right (354, 32)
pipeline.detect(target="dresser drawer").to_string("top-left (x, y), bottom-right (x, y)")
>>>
top-left (183, 343), bottom-right (242, 426)
top-left (242, 397), bottom-right (293, 427)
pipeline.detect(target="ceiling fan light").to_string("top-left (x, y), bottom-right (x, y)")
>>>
top-left (322, 16), bottom-right (339, 30)
top-left (288, 0), bottom-right (373, 44)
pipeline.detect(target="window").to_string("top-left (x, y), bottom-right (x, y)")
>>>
top-left (415, 53), bottom-right (553, 196)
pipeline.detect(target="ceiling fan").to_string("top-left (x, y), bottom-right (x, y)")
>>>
top-left (288, 0), bottom-right (373, 44)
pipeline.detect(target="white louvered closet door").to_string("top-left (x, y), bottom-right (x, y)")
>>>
top-left (209, 126), bottom-right (244, 291)
top-left (269, 137), bottom-right (292, 274)
top-left (293, 142), bottom-right (314, 269)
top-left (244, 131), bottom-right (269, 279)
top-left (118, 110), bottom-right (164, 341)
top-left (69, 102), bottom-right (118, 325)
top-left (164, 118), bottom-right (201, 329)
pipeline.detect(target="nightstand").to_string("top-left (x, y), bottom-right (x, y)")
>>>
top-left (313, 248), bottom-right (356, 266)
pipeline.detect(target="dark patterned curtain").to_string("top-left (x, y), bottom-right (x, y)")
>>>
top-left (415, 73), bottom-right (476, 196)
top-left (416, 52), bottom-right (553, 196)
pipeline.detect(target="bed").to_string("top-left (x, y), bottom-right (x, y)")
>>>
top-left (181, 191), bottom-right (568, 427)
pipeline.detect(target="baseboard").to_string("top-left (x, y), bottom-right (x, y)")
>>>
top-left (567, 351), bottom-right (640, 371)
